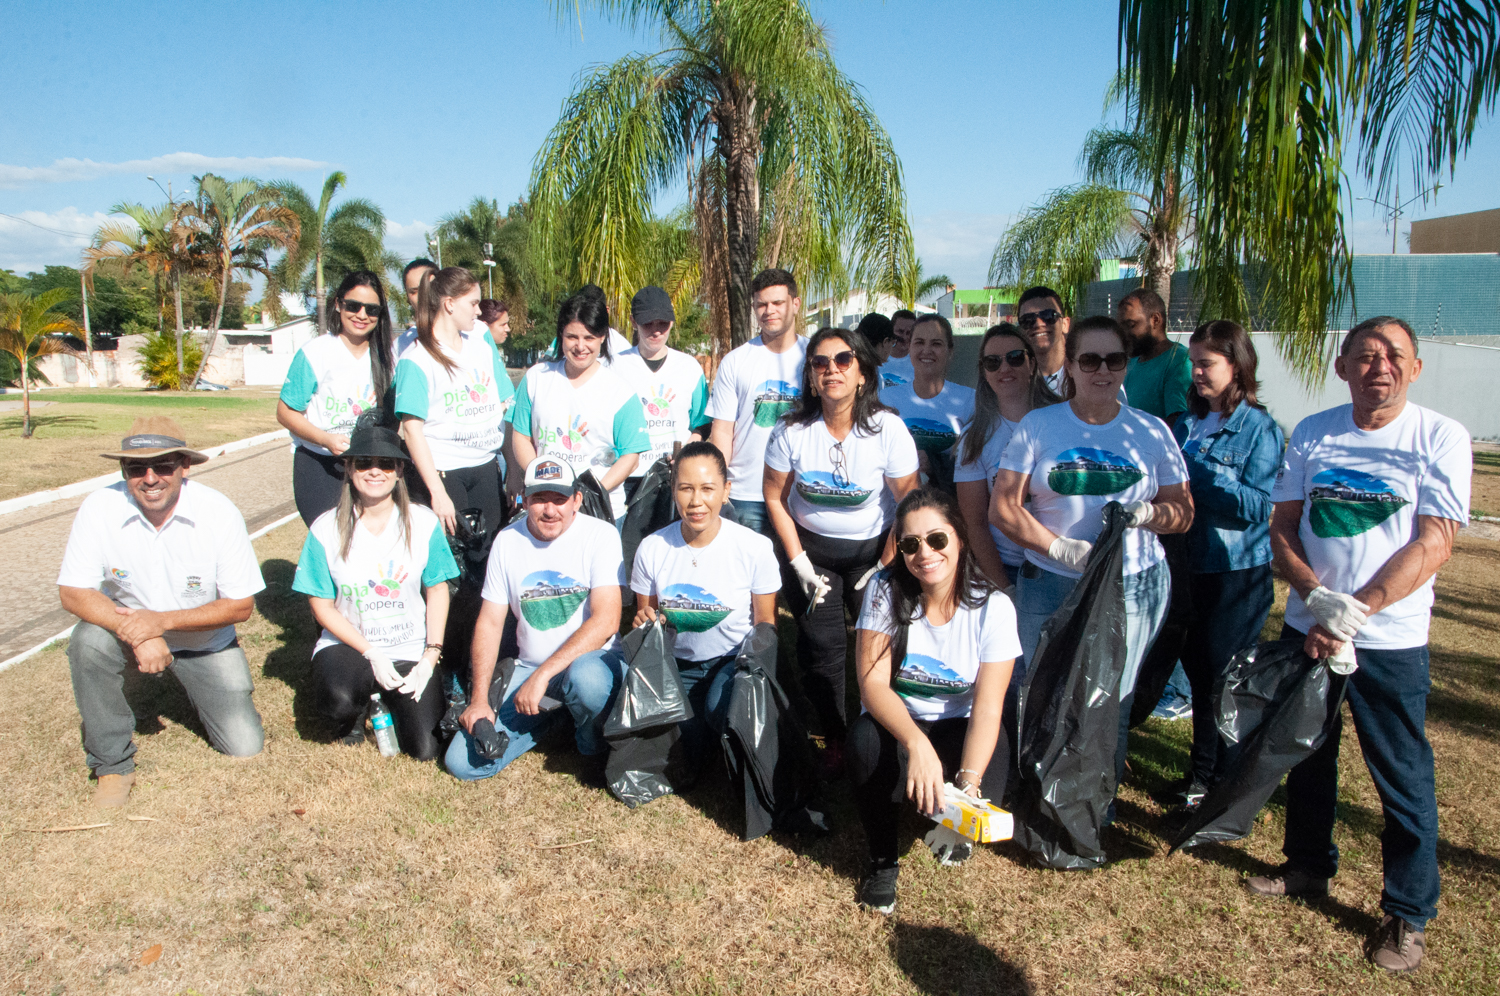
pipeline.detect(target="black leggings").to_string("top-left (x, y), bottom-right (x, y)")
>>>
top-left (293, 447), bottom-right (345, 526)
top-left (311, 644), bottom-right (445, 761)
top-left (846, 712), bottom-right (1011, 868)
top-left (780, 525), bottom-right (885, 741)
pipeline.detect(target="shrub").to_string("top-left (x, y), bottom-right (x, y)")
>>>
top-left (136, 328), bottom-right (204, 390)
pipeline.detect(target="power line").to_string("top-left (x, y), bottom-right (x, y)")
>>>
top-left (0, 211), bottom-right (93, 240)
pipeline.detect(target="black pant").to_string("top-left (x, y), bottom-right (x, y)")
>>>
top-left (780, 526), bottom-right (885, 741)
top-left (311, 644), bottom-right (445, 761)
top-left (846, 712), bottom-right (1011, 868)
top-left (293, 447), bottom-right (345, 526)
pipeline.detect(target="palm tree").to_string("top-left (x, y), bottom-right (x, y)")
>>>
top-left (268, 172), bottom-right (396, 331)
top-left (186, 174), bottom-right (299, 389)
top-left (436, 197), bottom-right (530, 319)
top-left (531, 0), bottom-right (913, 350)
top-left (82, 200), bottom-right (198, 375)
top-left (882, 253), bottom-right (952, 310)
top-left (0, 289), bottom-right (81, 438)
top-left (1118, 1), bottom-right (1500, 375)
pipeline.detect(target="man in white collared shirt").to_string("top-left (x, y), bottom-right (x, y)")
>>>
top-left (58, 417), bottom-right (267, 808)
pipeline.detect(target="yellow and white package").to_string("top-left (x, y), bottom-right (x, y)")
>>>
top-left (929, 782), bottom-right (1013, 843)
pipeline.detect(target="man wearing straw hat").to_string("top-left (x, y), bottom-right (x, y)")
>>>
top-left (57, 416), bottom-right (267, 807)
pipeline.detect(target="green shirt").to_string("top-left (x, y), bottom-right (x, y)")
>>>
top-left (1124, 340), bottom-right (1192, 421)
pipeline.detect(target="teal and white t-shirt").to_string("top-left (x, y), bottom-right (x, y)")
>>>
top-left (1271, 402), bottom-right (1470, 649)
top-left (703, 334), bottom-right (808, 495)
top-left (279, 334), bottom-right (385, 456)
top-left (292, 504), bottom-right (460, 662)
top-left (880, 355), bottom-right (914, 390)
top-left (857, 577), bottom-right (1021, 721)
top-left (481, 513), bottom-right (626, 663)
top-left (954, 416), bottom-right (1027, 568)
top-left (998, 402), bottom-right (1188, 578)
top-left (508, 359), bottom-right (651, 519)
top-left (630, 519), bottom-right (781, 662)
top-left (763, 410), bottom-right (919, 540)
top-left (392, 329), bottom-right (515, 470)
top-left (611, 346), bottom-right (709, 478)
top-left (879, 379), bottom-right (976, 460)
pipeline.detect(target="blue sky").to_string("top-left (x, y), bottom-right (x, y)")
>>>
top-left (3, 0), bottom-right (1497, 288)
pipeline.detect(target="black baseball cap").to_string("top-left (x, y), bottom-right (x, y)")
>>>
top-left (631, 286), bottom-right (674, 325)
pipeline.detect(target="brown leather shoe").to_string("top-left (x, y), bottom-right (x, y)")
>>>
top-left (1367, 914), bottom-right (1425, 973)
top-left (1245, 864), bottom-right (1329, 898)
top-left (93, 772), bottom-right (135, 808)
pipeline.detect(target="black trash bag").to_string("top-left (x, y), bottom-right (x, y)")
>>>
top-left (1171, 640), bottom-right (1348, 852)
top-left (577, 468), bottom-right (615, 525)
top-left (1012, 503), bottom-right (1129, 870)
top-left (1128, 533), bottom-right (1193, 728)
top-left (619, 455), bottom-right (678, 609)
top-left (603, 618), bottom-right (692, 808)
top-left (720, 622), bottom-right (830, 841)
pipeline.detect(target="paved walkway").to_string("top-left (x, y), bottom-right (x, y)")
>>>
top-left (0, 439), bottom-right (295, 662)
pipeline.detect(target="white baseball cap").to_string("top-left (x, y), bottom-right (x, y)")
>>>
top-left (523, 455), bottom-right (579, 499)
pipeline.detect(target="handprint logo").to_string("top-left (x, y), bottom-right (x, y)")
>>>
top-left (367, 561), bottom-right (410, 598)
top-left (467, 370), bottom-right (492, 403)
top-left (556, 415), bottom-right (590, 452)
top-left (645, 387), bottom-right (676, 417)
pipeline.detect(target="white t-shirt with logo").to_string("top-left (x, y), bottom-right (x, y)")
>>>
top-left (857, 576), bottom-right (1022, 722)
top-left (998, 402), bottom-right (1189, 577)
top-left (292, 504), bottom-right (460, 661)
top-left (1272, 402), bottom-right (1471, 649)
top-left (56, 481), bottom-right (266, 653)
top-left (392, 329), bottom-right (515, 470)
top-left (508, 360), bottom-right (651, 520)
top-left (481, 513), bottom-right (627, 664)
top-left (703, 334), bottom-right (808, 495)
top-left (954, 416), bottom-right (1027, 567)
top-left (611, 347), bottom-right (710, 478)
top-left (764, 410), bottom-right (920, 540)
top-left (630, 519), bottom-right (781, 662)
top-left (880, 355), bottom-right (915, 390)
top-left (879, 379), bottom-right (976, 460)
top-left (279, 334), bottom-right (386, 457)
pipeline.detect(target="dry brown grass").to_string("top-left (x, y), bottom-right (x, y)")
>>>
top-left (1, 523), bottom-right (1496, 995)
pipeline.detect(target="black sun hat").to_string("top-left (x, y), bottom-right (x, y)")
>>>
top-left (343, 424), bottom-right (410, 463)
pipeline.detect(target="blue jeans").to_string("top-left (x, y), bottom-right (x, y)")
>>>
top-left (727, 499), bottom-right (775, 541)
top-left (1279, 626), bottom-right (1439, 929)
top-left (444, 649), bottom-right (626, 780)
top-left (676, 653), bottom-right (737, 764)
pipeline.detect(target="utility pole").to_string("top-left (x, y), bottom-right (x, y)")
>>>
top-left (1359, 182), bottom-right (1441, 254)
top-left (483, 242), bottom-right (495, 298)
top-left (428, 236), bottom-right (442, 269)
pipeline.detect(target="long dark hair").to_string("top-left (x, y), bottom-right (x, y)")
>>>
top-left (554, 290), bottom-right (612, 363)
top-left (335, 461), bottom-right (413, 561)
top-left (961, 323), bottom-right (1061, 465)
top-left (328, 271), bottom-right (396, 419)
top-left (414, 266), bottom-right (478, 375)
top-left (882, 487), bottom-right (1000, 673)
top-left (785, 326), bottom-right (892, 435)
top-left (1061, 315), bottom-right (1128, 400)
top-left (1187, 319), bottom-right (1264, 419)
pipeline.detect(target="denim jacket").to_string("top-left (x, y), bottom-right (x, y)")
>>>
top-left (1173, 401), bottom-right (1285, 574)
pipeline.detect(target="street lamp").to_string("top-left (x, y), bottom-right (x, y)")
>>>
top-left (1358, 182), bottom-right (1441, 254)
top-left (427, 235), bottom-right (442, 269)
top-left (483, 242), bottom-right (495, 298)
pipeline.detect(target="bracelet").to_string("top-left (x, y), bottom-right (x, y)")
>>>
top-left (957, 768), bottom-right (981, 779)
top-left (424, 643), bottom-right (443, 653)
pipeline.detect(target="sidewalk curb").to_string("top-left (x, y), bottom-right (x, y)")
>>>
top-left (0, 429), bottom-right (291, 517)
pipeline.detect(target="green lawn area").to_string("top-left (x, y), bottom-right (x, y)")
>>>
top-left (0, 387), bottom-right (283, 498)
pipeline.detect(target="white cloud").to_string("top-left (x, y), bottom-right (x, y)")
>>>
top-left (0, 153), bottom-right (330, 189)
top-left (0, 207), bottom-right (109, 275)
top-left (385, 219), bottom-right (436, 262)
top-left (911, 211), bottom-right (1015, 289)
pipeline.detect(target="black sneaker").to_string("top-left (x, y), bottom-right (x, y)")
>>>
top-left (858, 864), bottom-right (899, 915)
top-left (339, 717), bottom-right (367, 747)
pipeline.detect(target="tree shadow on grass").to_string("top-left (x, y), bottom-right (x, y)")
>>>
top-left (0, 413), bottom-right (97, 436)
top-left (254, 557), bottom-right (326, 742)
top-left (891, 922), bottom-right (1032, 995)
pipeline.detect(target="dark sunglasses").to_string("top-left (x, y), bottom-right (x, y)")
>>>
top-left (122, 459), bottom-right (183, 478)
top-left (1076, 351), bottom-right (1129, 372)
top-left (897, 530), bottom-right (952, 556)
top-left (809, 350), bottom-right (856, 372)
top-left (1018, 309), bottom-right (1062, 330)
top-left (980, 349), bottom-right (1030, 372)
top-left (351, 457), bottom-right (401, 472)
top-left (340, 299), bottom-right (383, 318)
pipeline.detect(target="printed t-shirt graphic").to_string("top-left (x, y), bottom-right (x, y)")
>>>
top-left (279, 333), bottom-right (384, 456)
top-left (795, 470), bottom-right (872, 508)
top-left (1307, 468), bottom-right (1410, 538)
top-left (764, 409), bottom-right (919, 540)
top-left (612, 347), bottom-right (709, 477)
top-left (1047, 447), bottom-right (1146, 495)
top-left (703, 334), bottom-right (808, 494)
top-left (392, 329), bottom-right (514, 469)
top-left (894, 654), bottom-right (970, 698)
top-left (519, 570), bottom-right (591, 629)
top-left (878, 380), bottom-right (976, 457)
top-left (659, 583), bottom-right (732, 632)
top-left (881, 355), bottom-right (914, 389)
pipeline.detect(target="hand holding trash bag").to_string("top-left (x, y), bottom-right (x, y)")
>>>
top-left (1303, 586), bottom-right (1369, 641)
top-left (1047, 536), bottom-right (1093, 571)
top-left (1120, 500), bottom-right (1155, 528)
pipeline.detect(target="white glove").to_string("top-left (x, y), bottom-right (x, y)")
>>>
top-left (1304, 586), bottom-right (1370, 642)
top-left (366, 648), bottom-right (404, 691)
top-left (853, 564), bottom-right (882, 591)
top-left (1328, 640), bottom-right (1359, 675)
top-left (1047, 536), bottom-right (1093, 571)
top-left (1120, 500), bottom-right (1155, 528)
top-left (789, 551), bottom-right (832, 608)
top-left (396, 658), bottom-right (435, 700)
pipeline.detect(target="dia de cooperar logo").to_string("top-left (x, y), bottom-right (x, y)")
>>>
top-left (894, 653), bottom-right (970, 698)
top-left (660, 583), bottom-right (731, 633)
top-left (752, 380), bottom-right (799, 427)
top-left (905, 417), bottom-right (958, 454)
top-left (519, 570), bottom-right (590, 630)
top-left (1309, 468), bottom-right (1409, 538)
top-left (1047, 447), bottom-right (1144, 496)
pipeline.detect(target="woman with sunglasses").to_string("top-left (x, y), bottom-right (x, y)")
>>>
top-left (878, 314), bottom-right (974, 492)
top-left (848, 487), bottom-right (1019, 914)
top-left (764, 328), bottom-right (920, 774)
top-left (278, 270), bottom-right (398, 526)
top-left (954, 323), bottom-right (1062, 588)
top-left (291, 423), bottom-right (460, 760)
top-left (991, 315), bottom-right (1193, 799)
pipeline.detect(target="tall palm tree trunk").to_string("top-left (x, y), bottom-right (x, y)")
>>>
top-left (20, 361), bottom-right (32, 439)
top-left (190, 252), bottom-right (232, 390)
top-left (315, 248), bottom-right (326, 333)
top-left (172, 268), bottom-right (186, 375)
top-left (720, 92), bottom-right (762, 349)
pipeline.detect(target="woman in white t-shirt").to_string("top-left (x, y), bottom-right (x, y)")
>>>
top-left (630, 441), bottom-right (780, 770)
top-left (509, 290), bottom-right (652, 522)
top-left (291, 424), bottom-right (461, 760)
top-left (278, 270), bottom-right (399, 525)
top-left (878, 313), bottom-right (976, 492)
top-left (764, 327), bottom-right (921, 770)
top-left (954, 323), bottom-right (1062, 588)
top-left (992, 315), bottom-right (1193, 800)
top-left (849, 487), bottom-right (1020, 914)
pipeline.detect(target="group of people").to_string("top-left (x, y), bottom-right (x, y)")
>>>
top-left (56, 261), bottom-right (1470, 973)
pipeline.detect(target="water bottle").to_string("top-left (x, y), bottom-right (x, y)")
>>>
top-left (370, 693), bottom-right (400, 757)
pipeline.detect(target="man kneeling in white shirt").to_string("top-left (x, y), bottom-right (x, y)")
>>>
top-left (57, 417), bottom-right (267, 808)
top-left (447, 456), bottom-right (627, 782)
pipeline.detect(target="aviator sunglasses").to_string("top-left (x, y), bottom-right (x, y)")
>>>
top-left (339, 299), bottom-right (383, 318)
top-left (1076, 351), bottom-right (1129, 372)
top-left (352, 457), bottom-right (401, 472)
top-left (980, 349), bottom-right (1029, 372)
top-left (897, 530), bottom-right (952, 556)
top-left (809, 350), bottom-right (856, 372)
top-left (122, 459), bottom-right (183, 478)
top-left (1018, 309), bottom-right (1061, 330)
